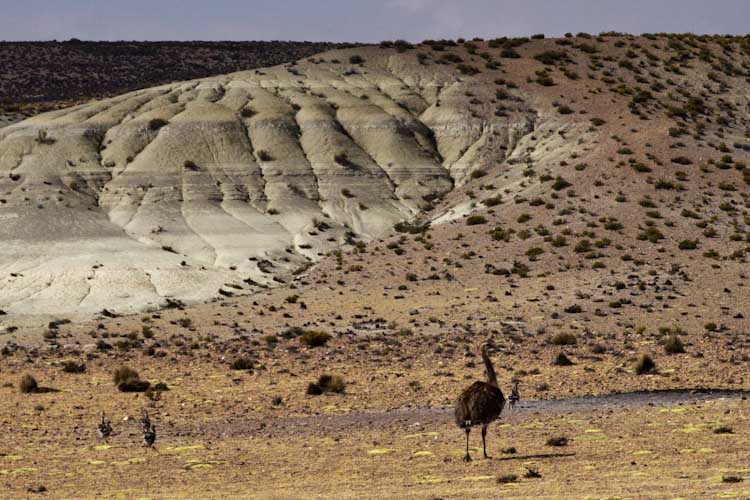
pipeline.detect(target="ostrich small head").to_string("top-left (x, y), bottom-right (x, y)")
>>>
top-left (479, 342), bottom-right (498, 387)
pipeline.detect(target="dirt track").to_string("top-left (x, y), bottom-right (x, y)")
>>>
top-left (177, 389), bottom-right (750, 440)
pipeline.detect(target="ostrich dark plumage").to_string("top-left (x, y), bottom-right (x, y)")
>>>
top-left (96, 412), bottom-right (113, 441)
top-left (139, 410), bottom-right (151, 433)
top-left (509, 381), bottom-right (520, 409)
top-left (454, 343), bottom-right (506, 461)
top-left (143, 425), bottom-right (156, 448)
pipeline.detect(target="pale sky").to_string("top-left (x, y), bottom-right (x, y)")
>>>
top-left (1, 0), bottom-right (748, 42)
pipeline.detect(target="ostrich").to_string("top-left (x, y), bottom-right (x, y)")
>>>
top-left (96, 412), bottom-right (113, 441)
top-left (143, 425), bottom-right (156, 448)
top-left (139, 410), bottom-right (151, 433)
top-left (454, 343), bottom-right (506, 461)
top-left (509, 381), bottom-right (520, 409)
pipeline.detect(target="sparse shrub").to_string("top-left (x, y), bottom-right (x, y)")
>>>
top-left (19, 374), bottom-right (38, 394)
top-left (497, 474), bottom-right (518, 484)
top-left (551, 235), bottom-right (567, 247)
top-left (113, 366), bottom-right (139, 385)
top-left (551, 176), bottom-right (571, 191)
top-left (113, 366), bottom-right (150, 392)
top-left (466, 215), bottom-right (487, 225)
top-left (263, 335), bottom-right (278, 344)
top-left (551, 332), bottom-right (577, 345)
top-left (546, 436), bottom-right (568, 447)
top-left (704, 322), bottom-right (717, 332)
top-left (299, 330), bottom-right (331, 347)
top-left (483, 195), bottom-right (503, 207)
top-left (635, 354), bottom-right (656, 375)
top-left (230, 357), bottom-right (254, 370)
top-left (307, 374), bottom-right (345, 395)
top-left (714, 426), bottom-right (734, 434)
top-left (457, 64), bottom-right (480, 75)
top-left (564, 304), bottom-right (582, 314)
top-left (349, 55), bottom-right (364, 64)
top-left (678, 239), bottom-right (698, 250)
top-left (394, 221), bottom-right (429, 234)
top-left (638, 227), bottom-right (664, 243)
top-left (671, 156), bottom-right (692, 165)
top-left (664, 336), bottom-right (685, 354)
top-left (574, 239), bottom-right (591, 253)
top-left (61, 361), bottom-right (86, 373)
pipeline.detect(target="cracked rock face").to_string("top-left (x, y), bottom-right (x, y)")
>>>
top-left (0, 48), bottom-right (536, 318)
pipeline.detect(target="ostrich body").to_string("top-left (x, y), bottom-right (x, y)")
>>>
top-left (139, 410), bottom-right (151, 433)
top-left (454, 343), bottom-right (506, 461)
top-left (143, 425), bottom-right (156, 448)
top-left (509, 381), bottom-right (520, 409)
top-left (97, 412), bottom-right (113, 441)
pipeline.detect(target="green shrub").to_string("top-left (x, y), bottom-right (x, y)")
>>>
top-left (638, 227), bottom-right (664, 243)
top-left (664, 336), bottom-right (685, 354)
top-left (678, 239), bottom-right (698, 250)
top-left (299, 330), bottom-right (332, 347)
top-left (466, 215), bottom-right (487, 225)
top-left (551, 177), bottom-right (571, 190)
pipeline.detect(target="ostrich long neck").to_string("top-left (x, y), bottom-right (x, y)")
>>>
top-left (482, 349), bottom-right (499, 387)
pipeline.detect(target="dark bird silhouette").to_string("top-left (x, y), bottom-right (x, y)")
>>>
top-left (139, 410), bottom-right (151, 433)
top-left (96, 412), bottom-right (113, 441)
top-left (509, 381), bottom-right (520, 409)
top-left (454, 343), bottom-right (506, 461)
top-left (143, 425), bottom-right (156, 448)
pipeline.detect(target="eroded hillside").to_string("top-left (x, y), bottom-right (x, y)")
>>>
top-left (0, 44), bottom-right (539, 318)
top-left (2, 33), bottom-right (750, 327)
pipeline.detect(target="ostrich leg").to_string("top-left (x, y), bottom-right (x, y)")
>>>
top-left (464, 428), bottom-right (472, 462)
top-left (482, 424), bottom-right (489, 458)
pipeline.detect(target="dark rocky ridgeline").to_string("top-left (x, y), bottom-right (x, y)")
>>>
top-left (0, 40), bottom-right (349, 113)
